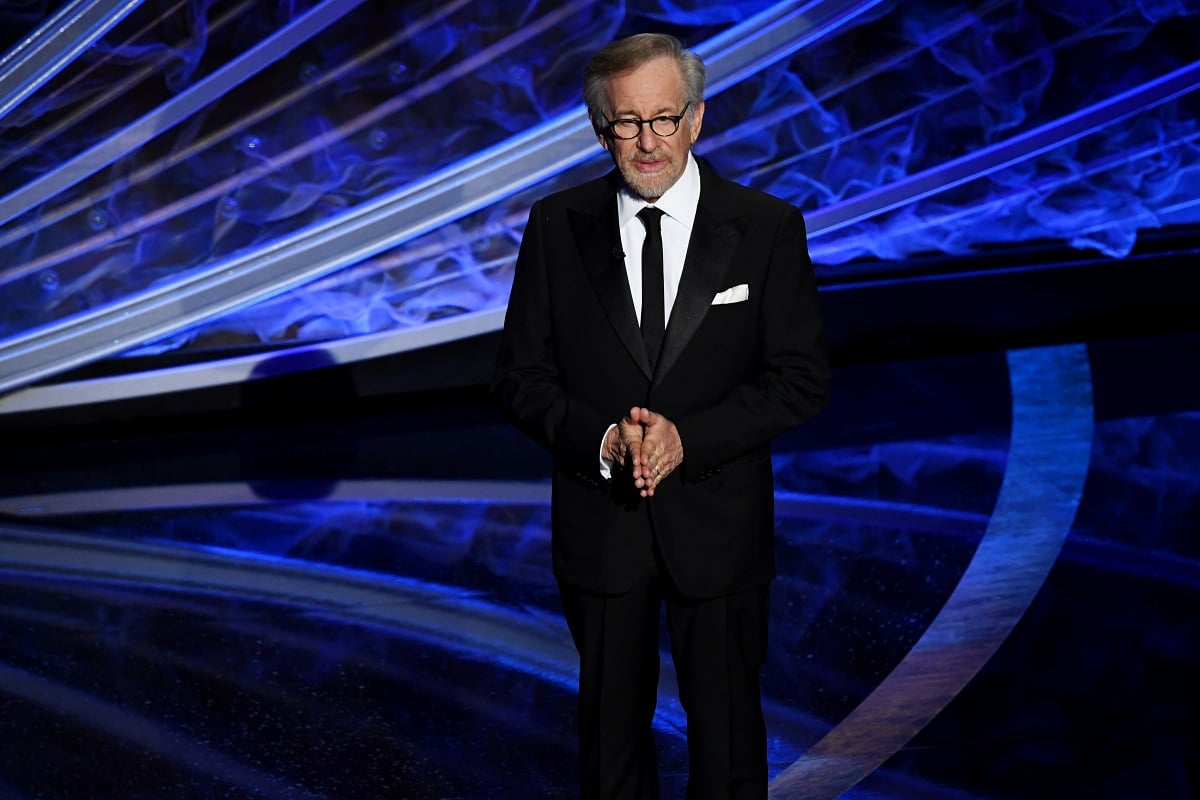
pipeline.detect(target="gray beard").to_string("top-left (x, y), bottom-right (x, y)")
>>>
top-left (619, 162), bottom-right (681, 202)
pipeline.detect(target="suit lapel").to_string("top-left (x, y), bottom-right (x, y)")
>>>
top-left (655, 173), bottom-right (746, 382)
top-left (568, 188), bottom-right (654, 379)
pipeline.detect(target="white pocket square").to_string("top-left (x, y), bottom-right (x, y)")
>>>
top-left (711, 284), bottom-right (749, 305)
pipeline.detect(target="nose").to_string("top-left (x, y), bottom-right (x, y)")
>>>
top-left (636, 124), bottom-right (659, 151)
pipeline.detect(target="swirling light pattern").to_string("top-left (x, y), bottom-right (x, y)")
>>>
top-left (0, 0), bottom-right (1196, 403)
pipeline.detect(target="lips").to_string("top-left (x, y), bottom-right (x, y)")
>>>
top-left (631, 152), bottom-right (669, 171)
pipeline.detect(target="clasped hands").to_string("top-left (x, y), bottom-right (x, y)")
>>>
top-left (602, 406), bottom-right (683, 497)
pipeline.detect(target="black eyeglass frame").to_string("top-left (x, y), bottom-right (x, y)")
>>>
top-left (604, 103), bottom-right (692, 140)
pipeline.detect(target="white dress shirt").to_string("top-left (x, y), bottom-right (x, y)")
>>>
top-left (616, 152), bottom-right (701, 326)
top-left (600, 153), bottom-right (702, 477)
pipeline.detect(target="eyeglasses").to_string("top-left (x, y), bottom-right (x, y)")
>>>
top-left (605, 104), bottom-right (691, 140)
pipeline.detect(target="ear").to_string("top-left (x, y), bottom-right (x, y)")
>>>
top-left (687, 101), bottom-right (705, 144)
top-left (590, 115), bottom-right (611, 151)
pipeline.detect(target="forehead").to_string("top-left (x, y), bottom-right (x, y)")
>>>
top-left (603, 56), bottom-right (685, 116)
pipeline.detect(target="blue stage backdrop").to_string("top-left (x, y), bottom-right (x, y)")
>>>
top-left (0, 0), bottom-right (1196, 387)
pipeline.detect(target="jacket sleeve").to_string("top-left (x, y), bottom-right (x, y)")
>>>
top-left (490, 201), bottom-right (613, 474)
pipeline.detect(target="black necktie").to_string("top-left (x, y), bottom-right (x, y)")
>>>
top-left (638, 207), bottom-right (666, 369)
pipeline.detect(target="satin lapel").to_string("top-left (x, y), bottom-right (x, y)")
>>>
top-left (568, 202), bottom-right (654, 379)
top-left (655, 204), bottom-right (744, 382)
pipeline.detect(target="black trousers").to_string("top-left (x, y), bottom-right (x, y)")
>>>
top-left (558, 558), bottom-right (771, 800)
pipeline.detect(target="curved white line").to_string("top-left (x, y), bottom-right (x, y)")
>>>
top-left (769, 343), bottom-right (1094, 797)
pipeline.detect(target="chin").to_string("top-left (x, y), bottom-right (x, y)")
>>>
top-left (623, 170), bottom-right (676, 201)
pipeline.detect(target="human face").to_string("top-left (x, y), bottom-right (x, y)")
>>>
top-left (595, 56), bottom-right (704, 202)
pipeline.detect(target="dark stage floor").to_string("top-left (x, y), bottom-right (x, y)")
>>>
top-left (0, 331), bottom-right (1197, 799)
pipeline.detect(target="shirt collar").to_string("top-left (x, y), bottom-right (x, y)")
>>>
top-left (617, 152), bottom-right (701, 232)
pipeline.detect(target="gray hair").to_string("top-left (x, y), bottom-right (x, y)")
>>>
top-left (583, 33), bottom-right (706, 134)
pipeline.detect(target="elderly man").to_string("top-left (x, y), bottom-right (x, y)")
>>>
top-left (492, 33), bottom-right (830, 799)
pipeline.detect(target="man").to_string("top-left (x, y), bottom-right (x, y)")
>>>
top-left (491, 33), bottom-right (830, 799)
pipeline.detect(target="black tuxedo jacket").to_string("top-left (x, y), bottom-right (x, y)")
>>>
top-left (492, 159), bottom-right (830, 599)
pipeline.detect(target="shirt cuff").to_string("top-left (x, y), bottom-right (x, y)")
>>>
top-left (599, 423), bottom-right (617, 481)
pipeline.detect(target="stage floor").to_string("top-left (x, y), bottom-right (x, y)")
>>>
top-left (1, 332), bottom-right (1196, 799)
